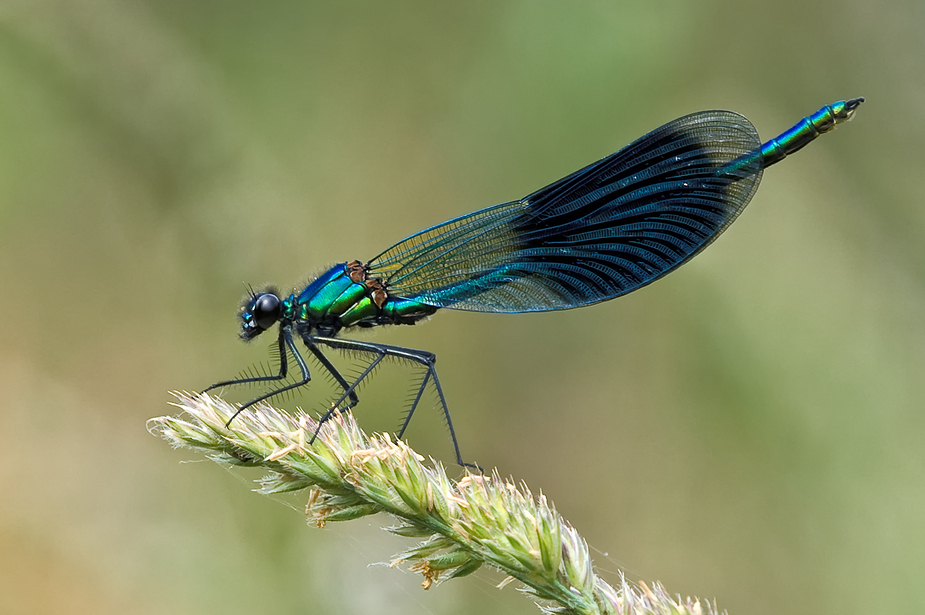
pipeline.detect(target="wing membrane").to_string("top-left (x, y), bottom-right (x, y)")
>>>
top-left (366, 110), bottom-right (763, 312)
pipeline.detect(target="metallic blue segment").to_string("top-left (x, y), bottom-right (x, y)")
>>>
top-left (417, 266), bottom-right (520, 309)
top-left (759, 98), bottom-right (864, 167)
top-left (720, 98), bottom-right (864, 183)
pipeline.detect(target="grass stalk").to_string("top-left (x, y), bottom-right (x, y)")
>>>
top-left (149, 393), bottom-right (721, 615)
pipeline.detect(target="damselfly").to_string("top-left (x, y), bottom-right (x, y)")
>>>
top-left (203, 98), bottom-right (863, 467)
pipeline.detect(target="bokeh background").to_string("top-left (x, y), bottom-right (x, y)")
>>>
top-left (1, 1), bottom-right (922, 614)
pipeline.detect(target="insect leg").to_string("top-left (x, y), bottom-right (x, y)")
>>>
top-left (311, 336), bottom-right (476, 469)
top-left (303, 339), bottom-right (360, 411)
top-left (308, 348), bottom-right (387, 444)
top-left (223, 327), bottom-right (311, 426)
top-left (202, 329), bottom-right (291, 393)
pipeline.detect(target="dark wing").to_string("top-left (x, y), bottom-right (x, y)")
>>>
top-left (365, 110), bottom-right (763, 312)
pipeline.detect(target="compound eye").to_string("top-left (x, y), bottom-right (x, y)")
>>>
top-left (253, 294), bottom-right (281, 330)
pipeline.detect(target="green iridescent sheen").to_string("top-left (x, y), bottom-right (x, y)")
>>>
top-left (380, 297), bottom-right (438, 322)
top-left (723, 98), bottom-right (864, 176)
top-left (325, 283), bottom-right (368, 320)
top-left (760, 98), bottom-right (863, 166)
top-left (338, 295), bottom-right (380, 326)
top-left (299, 269), bottom-right (358, 322)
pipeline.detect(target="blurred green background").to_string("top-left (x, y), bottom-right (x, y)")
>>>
top-left (1, 1), bottom-right (922, 613)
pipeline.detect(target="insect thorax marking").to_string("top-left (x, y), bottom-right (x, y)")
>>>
top-left (346, 259), bottom-right (388, 308)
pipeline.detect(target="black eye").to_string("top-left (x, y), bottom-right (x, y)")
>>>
top-left (253, 294), bottom-right (281, 329)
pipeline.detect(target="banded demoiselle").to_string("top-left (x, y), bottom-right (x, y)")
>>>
top-left (203, 98), bottom-right (863, 467)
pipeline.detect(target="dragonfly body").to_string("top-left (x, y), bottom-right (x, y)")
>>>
top-left (204, 98), bottom-right (863, 467)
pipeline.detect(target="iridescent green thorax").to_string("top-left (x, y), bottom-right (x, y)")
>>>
top-left (291, 261), bottom-right (436, 335)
